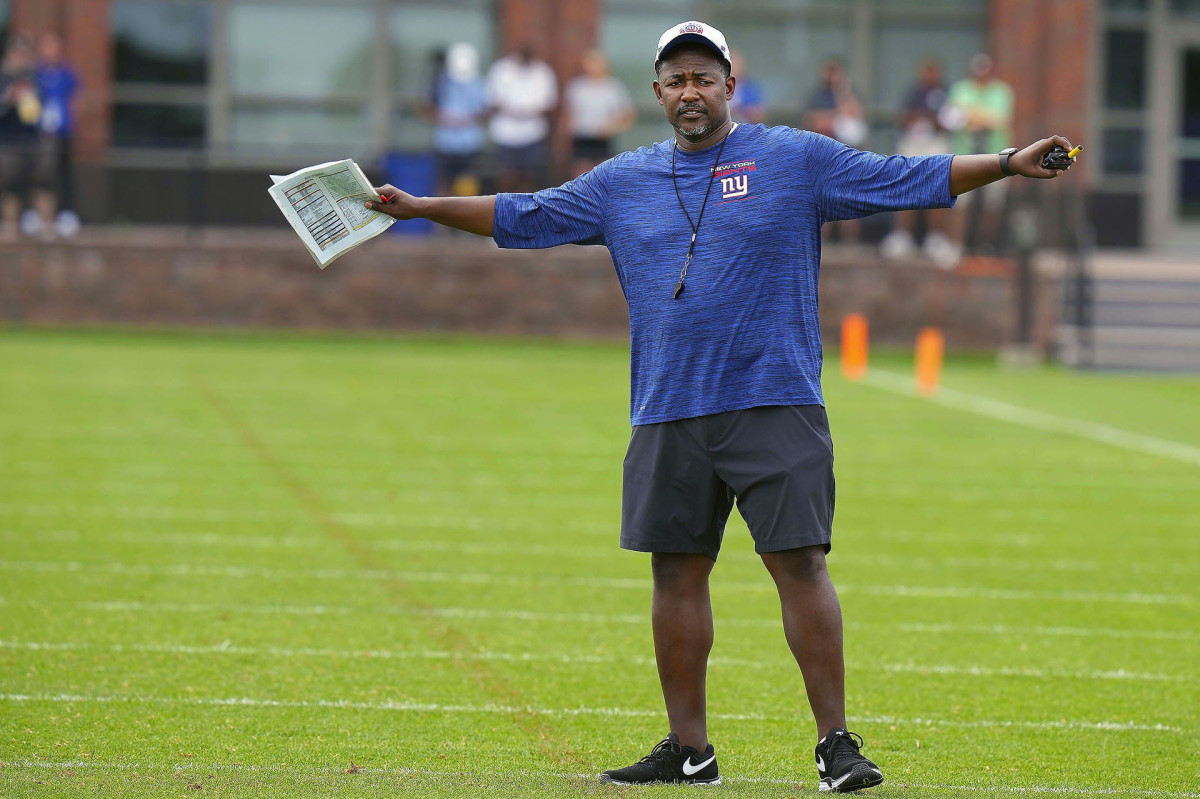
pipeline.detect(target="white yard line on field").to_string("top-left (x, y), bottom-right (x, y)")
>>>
top-left (0, 529), bottom-right (1118, 573)
top-left (9, 761), bottom-right (1200, 798)
top-left (893, 621), bottom-right (1199, 641)
top-left (0, 693), bottom-right (1180, 733)
top-left (2, 639), bottom-right (1192, 684)
top-left (51, 599), bottom-right (1200, 640)
top-left (2, 559), bottom-right (1191, 605)
top-left (903, 786), bottom-right (1200, 798)
top-left (6, 762), bottom-right (1200, 798)
top-left (0, 504), bottom-right (617, 535)
top-left (7, 528), bottom-right (1198, 576)
top-left (0, 503), bottom-right (296, 522)
top-left (862, 370), bottom-right (1200, 468)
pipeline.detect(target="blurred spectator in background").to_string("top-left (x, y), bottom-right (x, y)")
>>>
top-left (807, 59), bottom-right (867, 148)
top-left (728, 49), bottom-right (767, 125)
top-left (420, 47), bottom-right (448, 120)
top-left (563, 50), bottom-right (633, 177)
top-left (881, 57), bottom-right (955, 266)
top-left (424, 42), bottom-right (487, 197)
top-left (0, 34), bottom-right (42, 240)
top-left (941, 53), bottom-right (1013, 255)
top-left (806, 58), bottom-right (867, 244)
top-left (35, 31), bottom-right (81, 238)
top-left (486, 43), bottom-right (557, 193)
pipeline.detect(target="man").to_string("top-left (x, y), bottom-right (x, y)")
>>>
top-left (423, 42), bottom-right (487, 197)
top-left (880, 57), bottom-right (954, 265)
top-left (365, 21), bottom-right (1074, 793)
top-left (941, 53), bottom-right (1015, 255)
top-left (0, 34), bottom-right (42, 239)
top-left (34, 31), bottom-right (81, 238)
top-left (485, 43), bottom-right (558, 193)
top-left (563, 50), bottom-right (634, 177)
top-left (805, 58), bottom-right (868, 245)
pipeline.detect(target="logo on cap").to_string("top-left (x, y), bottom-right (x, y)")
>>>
top-left (681, 22), bottom-right (704, 34)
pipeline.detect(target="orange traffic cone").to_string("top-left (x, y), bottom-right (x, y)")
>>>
top-left (841, 314), bottom-right (868, 381)
top-left (915, 327), bottom-right (944, 397)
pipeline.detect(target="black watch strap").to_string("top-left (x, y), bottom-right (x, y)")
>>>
top-left (999, 147), bottom-right (1019, 177)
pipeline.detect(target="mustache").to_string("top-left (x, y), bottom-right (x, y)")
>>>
top-left (676, 104), bottom-right (707, 116)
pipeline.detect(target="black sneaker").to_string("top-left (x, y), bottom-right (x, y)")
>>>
top-left (815, 729), bottom-right (883, 793)
top-left (599, 733), bottom-right (720, 785)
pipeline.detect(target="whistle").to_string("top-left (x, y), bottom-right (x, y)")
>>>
top-left (1042, 144), bottom-right (1083, 170)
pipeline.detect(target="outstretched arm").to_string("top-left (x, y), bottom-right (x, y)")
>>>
top-left (365, 185), bottom-right (496, 237)
top-left (949, 135), bottom-right (1075, 196)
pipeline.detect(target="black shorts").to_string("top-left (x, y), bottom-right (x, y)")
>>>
top-left (621, 404), bottom-right (835, 561)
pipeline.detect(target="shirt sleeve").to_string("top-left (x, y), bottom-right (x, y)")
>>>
top-left (493, 162), bottom-right (609, 249)
top-left (803, 131), bottom-right (956, 222)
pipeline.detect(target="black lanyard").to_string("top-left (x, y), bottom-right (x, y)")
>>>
top-left (670, 127), bottom-right (733, 299)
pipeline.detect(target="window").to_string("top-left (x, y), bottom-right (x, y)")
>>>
top-left (1104, 29), bottom-right (1147, 110)
top-left (1102, 127), bottom-right (1145, 175)
top-left (111, 0), bottom-right (210, 148)
top-left (228, 2), bottom-right (374, 153)
top-left (113, 0), bottom-right (208, 84)
top-left (229, 4), bottom-right (371, 98)
top-left (114, 103), bottom-right (206, 148)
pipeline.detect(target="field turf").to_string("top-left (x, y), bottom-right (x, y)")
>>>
top-left (1, 329), bottom-right (1197, 798)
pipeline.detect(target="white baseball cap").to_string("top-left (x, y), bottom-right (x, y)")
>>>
top-left (654, 21), bottom-right (732, 73)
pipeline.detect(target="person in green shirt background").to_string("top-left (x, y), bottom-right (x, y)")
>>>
top-left (941, 53), bottom-right (1014, 258)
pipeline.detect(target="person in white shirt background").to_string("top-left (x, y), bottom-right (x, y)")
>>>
top-left (563, 50), bottom-right (634, 177)
top-left (485, 43), bottom-right (558, 193)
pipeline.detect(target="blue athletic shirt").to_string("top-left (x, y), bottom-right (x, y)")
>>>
top-left (493, 123), bottom-right (956, 426)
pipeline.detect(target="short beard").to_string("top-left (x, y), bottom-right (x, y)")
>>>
top-left (672, 110), bottom-right (726, 144)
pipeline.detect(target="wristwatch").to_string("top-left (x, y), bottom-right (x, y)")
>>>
top-left (998, 147), bottom-right (1020, 177)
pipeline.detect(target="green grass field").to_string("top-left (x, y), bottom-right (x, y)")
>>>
top-left (1, 329), bottom-right (1197, 798)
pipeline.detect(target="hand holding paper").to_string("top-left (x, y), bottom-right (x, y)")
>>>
top-left (268, 159), bottom-right (393, 268)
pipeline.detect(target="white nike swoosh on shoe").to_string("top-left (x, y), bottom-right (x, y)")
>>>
top-left (830, 772), bottom-right (856, 789)
top-left (681, 754), bottom-right (717, 776)
top-left (825, 767), bottom-right (884, 791)
top-left (816, 754), bottom-right (826, 774)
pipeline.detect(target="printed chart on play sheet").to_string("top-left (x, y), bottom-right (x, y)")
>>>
top-left (317, 165), bottom-right (382, 233)
top-left (284, 178), bottom-right (348, 251)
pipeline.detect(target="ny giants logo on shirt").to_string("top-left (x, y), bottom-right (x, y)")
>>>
top-left (713, 160), bottom-right (756, 201)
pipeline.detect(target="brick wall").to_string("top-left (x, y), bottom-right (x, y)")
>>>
top-left (498, 0), bottom-right (602, 87)
top-left (991, 0), bottom-right (1094, 187)
top-left (0, 234), bottom-right (1061, 351)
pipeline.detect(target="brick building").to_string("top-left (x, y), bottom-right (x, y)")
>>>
top-left (1, 0), bottom-right (1194, 250)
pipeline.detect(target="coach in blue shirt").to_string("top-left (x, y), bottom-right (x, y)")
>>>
top-left (366, 21), bottom-right (1075, 793)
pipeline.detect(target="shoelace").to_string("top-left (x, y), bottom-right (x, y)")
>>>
top-left (828, 730), bottom-right (866, 761)
top-left (638, 736), bottom-right (683, 766)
